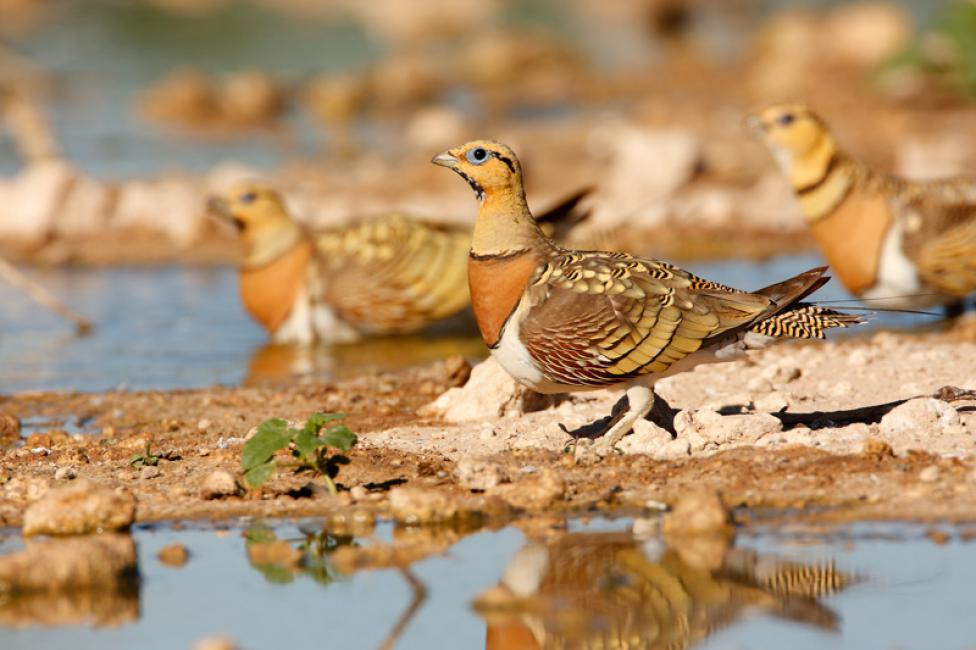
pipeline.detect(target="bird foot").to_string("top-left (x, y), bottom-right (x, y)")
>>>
top-left (561, 386), bottom-right (676, 453)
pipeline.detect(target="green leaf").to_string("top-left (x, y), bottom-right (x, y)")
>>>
top-left (241, 418), bottom-right (292, 471)
top-left (244, 461), bottom-right (276, 488)
top-left (319, 425), bottom-right (357, 452)
top-left (250, 562), bottom-right (295, 584)
top-left (293, 428), bottom-right (320, 460)
top-left (303, 412), bottom-right (346, 435)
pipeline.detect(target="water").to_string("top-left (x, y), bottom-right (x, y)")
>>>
top-left (0, 517), bottom-right (970, 649)
top-left (0, 255), bottom-right (935, 394)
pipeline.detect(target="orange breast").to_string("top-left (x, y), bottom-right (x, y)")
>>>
top-left (239, 241), bottom-right (312, 334)
top-left (808, 192), bottom-right (891, 295)
top-left (468, 253), bottom-right (539, 347)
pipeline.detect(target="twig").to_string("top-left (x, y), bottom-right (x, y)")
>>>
top-left (0, 254), bottom-right (92, 334)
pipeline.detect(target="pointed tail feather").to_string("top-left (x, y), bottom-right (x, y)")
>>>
top-left (751, 266), bottom-right (864, 339)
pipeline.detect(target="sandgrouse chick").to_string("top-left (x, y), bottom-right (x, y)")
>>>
top-left (210, 181), bottom-right (588, 344)
top-left (753, 104), bottom-right (976, 316)
top-left (433, 140), bottom-right (862, 447)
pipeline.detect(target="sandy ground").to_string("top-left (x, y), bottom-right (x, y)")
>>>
top-left (2, 328), bottom-right (976, 530)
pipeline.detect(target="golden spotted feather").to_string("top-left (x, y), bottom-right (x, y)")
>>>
top-left (518, 251), bottom-right (858, 387)
top-left (315, 214), bottom-right (471, 334)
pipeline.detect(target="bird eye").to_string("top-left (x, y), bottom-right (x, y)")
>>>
top-left (466, 147), bottom-right (489, 164)
top-left (777, 113), bottom-right (795, 127)
top-left (240, 192), bottom-right (258, 204)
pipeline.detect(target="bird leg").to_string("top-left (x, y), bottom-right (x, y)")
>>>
top-left (599, 385), bottom-right (656, 450)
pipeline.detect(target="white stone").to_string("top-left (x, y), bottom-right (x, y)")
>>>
top-left (455, 455), bottom-right (507, 490)
top-left (617, 419), bottom-right (672, 455)
top-left (880, 398), bottom-right (960, 437)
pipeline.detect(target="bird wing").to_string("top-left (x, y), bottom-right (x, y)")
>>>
top-left (889, 182), bottom-right (976, 296)
top-left (313, 214), bottom-right (471, 333)
top-left (518, 251), bottom-right (774, 387)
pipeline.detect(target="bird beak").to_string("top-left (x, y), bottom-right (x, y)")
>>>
top-left (431, 151), bottom-right (459, 168)
top-left (206, 196), bottom-right (244, 231)
top-left (745, 114), bottom-right (765, 133)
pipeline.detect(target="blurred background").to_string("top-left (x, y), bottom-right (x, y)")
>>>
top-left (0, 0), bottom-right (972, 392)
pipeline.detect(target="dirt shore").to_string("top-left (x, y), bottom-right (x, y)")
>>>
top-left (2, 328), bottom-right (976, 529)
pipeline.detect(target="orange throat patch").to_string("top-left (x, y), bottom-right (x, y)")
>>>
top-left (808, 191), bottom-right (891, 295)
top-left (239, 241), bottom-right (312, 333)
top-left (468, 252), bottom-right (539, 347)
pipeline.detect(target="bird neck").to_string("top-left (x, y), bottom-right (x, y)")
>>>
top-left (791, 142), bottom-right (857, 222)
top-left (471, 184), bottom-right (550, 257)
top-left (241, 220), bottom-right (305, 269)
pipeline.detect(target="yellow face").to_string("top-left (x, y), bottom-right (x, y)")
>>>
top-left (751, 104), bottom-right (831, 167)
top-left (431, 139), bottom-right (522, 201)
top-left (208, 182), bottom-right (291, 232)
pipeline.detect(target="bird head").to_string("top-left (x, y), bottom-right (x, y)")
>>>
top-left (431, 140), bottom-right (523, 202)
top-left (749, 104), bottom-right (834, 173)
top-left (208, 182), bottom-right (292, 234)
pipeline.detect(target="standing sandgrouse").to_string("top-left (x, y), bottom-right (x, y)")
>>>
top-left (433, 140), bottom-right (862, 447)
top-left (752, 104), bottom-right (976, 316)
top-left (209, 181), bottom-right (589, 344)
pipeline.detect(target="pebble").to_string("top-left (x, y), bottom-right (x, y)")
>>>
top-left (662, 489), bottom-right (734, 537)
top-left (54, 466), bottom-right (78, 481)
top-left (879, 398), bottom-right (960, 437)
top-left (157, 543), bottom-right (190, 567)
top-left (657, 437), bottom-right (692, 460)
top-left (349, 485), bottom-right (368, 501)
top-left (200, 470), bottom-right (241, 499)
top-left (22, 480), bottom-right (135, 536)
top-left (193, 637), bottom-right (239, 650)
top-left (494, 469), bottom-right (565, 512)
top-left (455, 456), bottom-right (508, 490)
top-left (919, 465), bottom-right (941, 483)
top-left (389, 487), bottom-right (458, 524)
top-left (0, 533), bottom-right (137, 590)
top-left (197, 418), bottom-right (212, 432)
top-left (140, 466), bottom-right (161, 480)
top-left (617, 419), bottom-right (672, 455)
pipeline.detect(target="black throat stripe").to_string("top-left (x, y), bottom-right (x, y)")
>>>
top-left (795, 153), bottom-right (843, 196)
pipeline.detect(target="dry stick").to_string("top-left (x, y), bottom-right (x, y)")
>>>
top-left (0, 254), bottom-right (92, 334)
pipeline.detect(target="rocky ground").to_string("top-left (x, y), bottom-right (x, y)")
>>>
top-left (2, 327), bottom-right (976, 533)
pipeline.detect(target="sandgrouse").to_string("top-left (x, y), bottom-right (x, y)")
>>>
top-left (753, 104), bottom-right (976, 316)
top-left (433, 140), bottom-right (862, 447)
top-left (210, 181), bottom-right (588, 344)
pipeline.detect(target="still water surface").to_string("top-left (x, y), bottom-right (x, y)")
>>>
top-left (0, 517), bottom-right (970, 649)
top-left (0, 255), bottom-right (932, 394)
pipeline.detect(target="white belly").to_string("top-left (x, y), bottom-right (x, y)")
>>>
top-left (490, 297), bottom-right (570, 394)
top-left (861, 218), bottom-right (936, 308)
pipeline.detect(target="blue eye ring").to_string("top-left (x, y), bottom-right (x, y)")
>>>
top-left (240, 192), bottom-right (258, 204)
top-left (777, 113), bottom-right (795, 127)
top-left (466, 147), bottom-right (489, 164)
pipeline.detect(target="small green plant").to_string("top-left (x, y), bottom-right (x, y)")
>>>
top-left (130, 441), bottom-right (161, 468)
top-left (241, 413), bottom-right (357, 494)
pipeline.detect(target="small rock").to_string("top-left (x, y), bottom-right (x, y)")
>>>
top-left (200, 470), bottom-right (241, 499)
top-left (753, 391), bottom-right (789, 413)
top-left (349, 485), bottom-right (368, 501)
top-left (762, 364), bottom-right (801, 385)
top-left (617, 419), bottom-right (672, 455)
top-left (193, 637), bottom-right (239, 650)
top-left (22, 480), bottom-right (135, 536)
top-left (389, 487), bottom-right (458, 524)
top-left (442, 353), bottom-right (472, 388)
top-left (880, 398), bottom-right (960, 437)
top-left (657, 437), bottom-right (691, 460)
top-left (927, 529), bottom-right (950, 545)
top-left (0, 533), bottom-right (137, 590)
top-left (455, 456), bottom-right (508, 491)
top-left (157, 543), bottom-right (190, 567)
top-left (197, 419), bottom-right (212, 432)
top-left (862, 437), bottom-right (895, 458)
top-left (0, 412), bottom-right (20, 438)
top-left (662, 489), bottom-right (734, 537)
top-left (140, 466), bottom-right (161, 480)
top-left (429, 358), bottom-right (562, 421)
top-left (493, 469), bottom-right (564, 511)
top-left (919, 465), bottom-right (941, 483)
top-left (54, 466), bottom-right (78, 481)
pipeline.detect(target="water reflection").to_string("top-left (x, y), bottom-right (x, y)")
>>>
top-left (0, 533), bottom-right (140, 629)
top-left (476, 527), bottom-right (860, 650)
top-left (244, 334), bottom-right (486, 386)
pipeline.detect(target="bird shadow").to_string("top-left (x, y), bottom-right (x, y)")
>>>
top-left (562, 385), bottom-right (976, 439)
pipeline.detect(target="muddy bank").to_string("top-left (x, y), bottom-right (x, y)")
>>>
top-left (1, 329), bottom-right (976, 528)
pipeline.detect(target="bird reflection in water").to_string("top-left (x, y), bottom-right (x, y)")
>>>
top-left (476, 527), bottom-right (860, 650)
top-left (243, 334), bottom-right (486, 386)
